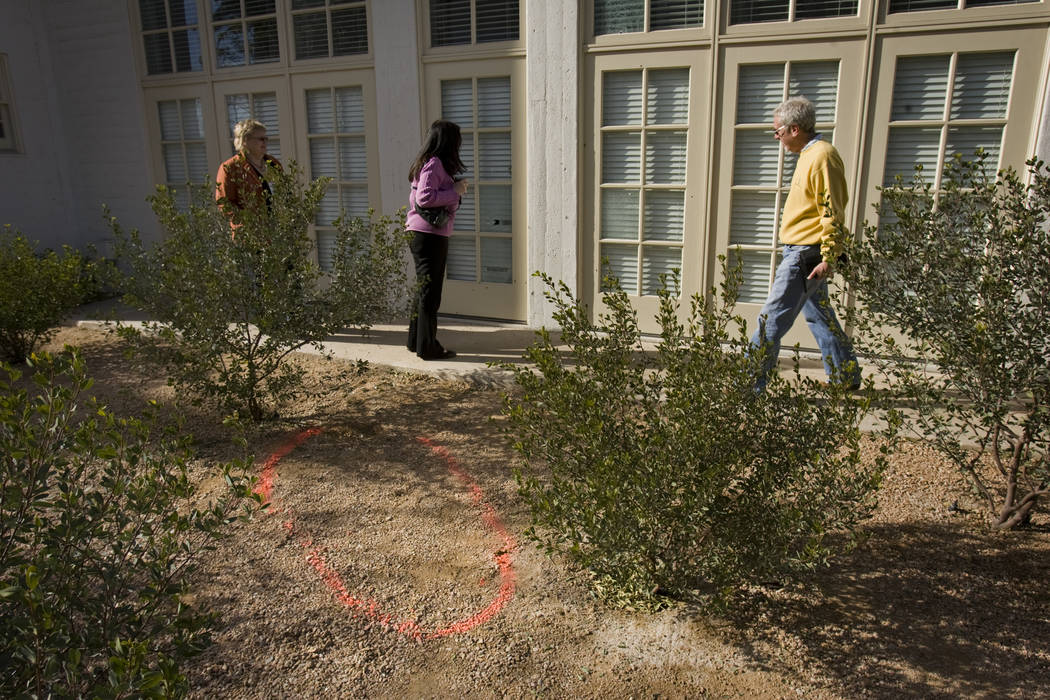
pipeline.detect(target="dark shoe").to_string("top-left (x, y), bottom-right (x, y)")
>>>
top-left (419, 349), bottom-right (456, 361)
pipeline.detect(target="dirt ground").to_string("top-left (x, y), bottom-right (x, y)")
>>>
top-left (40, 325), bottom-right (1050, 699)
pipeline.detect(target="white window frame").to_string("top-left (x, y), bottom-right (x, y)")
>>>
top-left (210, 0), bottom-right (282, 69)
top-left (288, 0), bottom-right (371, 64)
top-left (585, 49), bottom-right (711, 331)
top-left (134, 0), bottom-right (207, 77)
top-left (424, 0), bottom-right (524, 53)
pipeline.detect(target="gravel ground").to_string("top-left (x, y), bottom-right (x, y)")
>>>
top-left (41, 325), bottom-right (1050, 699)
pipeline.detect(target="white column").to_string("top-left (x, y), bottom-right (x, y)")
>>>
top-left (371, 0), bottom-right (423, 216)
top-left (525, 0), bottom-right (581, 327)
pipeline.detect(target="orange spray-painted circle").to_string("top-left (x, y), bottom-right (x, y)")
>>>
top-left (253, 429), bottom-right (517, 642)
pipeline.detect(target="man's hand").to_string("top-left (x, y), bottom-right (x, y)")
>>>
top-left (808, 260), bottom-right (831, 280)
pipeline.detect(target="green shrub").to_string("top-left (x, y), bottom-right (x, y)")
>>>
top-left (0, 227), bottom-right (98, 364)
top-left (501, 264), bottom-right (891, 609)
top-left (110, 162), bottom-right (411, 421)
top-left (0, 349), bottom-right (256, 697)
top-left (842, 154), bottom-right (1050, 529)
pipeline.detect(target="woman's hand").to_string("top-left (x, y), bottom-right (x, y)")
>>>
top-left (454, 179), bottom-right (469, 196)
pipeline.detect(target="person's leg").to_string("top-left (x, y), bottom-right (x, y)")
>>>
top-left (408, 231), bottom-right (450, 358)
top-left (801, 282), bottom-right (861, 387)
top-left (750, 245), bottom-right (809, 391)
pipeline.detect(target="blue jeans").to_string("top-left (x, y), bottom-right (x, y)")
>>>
top-left (750, 244), bottom-right (860, 391)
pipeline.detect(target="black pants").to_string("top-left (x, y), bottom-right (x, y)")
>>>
top-left (407, 230), bottom-right (449, 358)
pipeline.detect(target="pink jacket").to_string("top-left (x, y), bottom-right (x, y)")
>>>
top-left (405, 156), bottom-right (461, 236)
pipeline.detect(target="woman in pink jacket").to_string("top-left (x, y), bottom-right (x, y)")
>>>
top-left (405, 120), bottom-right (469, 360)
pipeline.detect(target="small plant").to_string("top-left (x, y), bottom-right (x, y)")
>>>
top-left (501, 263), bottom-right (890, 609)
top-left (0, 349), bottom-right (257, 697)
top-left (110, 162), bottom-right (411, 421)
top-left (0, 227), bottom-right (100, 364)
top-left (842, 154), bottom-right (1050, 529)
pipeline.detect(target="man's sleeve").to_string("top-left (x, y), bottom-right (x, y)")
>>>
top-left (815, 148), bottom-right (849, 264)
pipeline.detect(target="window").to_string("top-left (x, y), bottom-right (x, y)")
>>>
top-left (212, 0), bottom-right (280, 68)
top-left (727, 61), bottom-right (840, 303)
top-left (305, 86), bottom-right (368, 270)
top-left (441, 77), bottom-right (514, 284)
top-left (598, 68), bottom-right (690, 295)
top-left (0, 55), bottom-right (16, 152)
top-left (881, 51), bottom-right (1013, 212)
top-left (225, 92), bottom-right (282, 158)
top-left (157, 98), bottom-right (209, 210)
top-left (292, 0), bottom-right (368, 60)
top-left (430, 0), bottom-right (519, 47)
top-left (594, 0), bottom-right (703, 35)
top-left (889, 0), bottom-right (1037, 12)
top-left (139, 0), bottom-right (203, 75)
top-left (729, 0), bottom-right (857, 24)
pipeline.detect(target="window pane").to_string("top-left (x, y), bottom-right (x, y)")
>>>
top-left (478, 78), bottom-right (512, 127)
top-left (728, 249), bottom-right (773, 304)
top-left (311, 138), bottom-right (338, 177)
top-left (431, 0), bottom-right (471, 46)
top-left (180, 99), bottom-right (203, 138)
top-left (336, 86), bottom-right (365, 131)
top-left (733, 131), bottom-right (780, 186)
top-left (245, 0), bottom-right (276, 15)
top-left (946, 126), bottom-right (1003, 176)
top-left (332, 6), bottom-right (368, 56)
top-left (476, 0), bottom-right (519, 43)
top-left (307, 89), bottom-right (335, 133)
top-left (951, 52), bottom-right (1013, 119)
top-left (340, 185), bottom-right (369, 218)
top-left (641, 246), bottom-right (683, 295)
top-left (316, 231), bottom-right (337, 271)
top-left (789, 61), bottom-right (839, 121)
top-left (144, 33), bottom-right (173, 75)
top-left (644, 191), bottom-right (684, 242)
top-left (171, 0), bottom-right (198, 25)
top-left (292, 0), bottom-right (325, 8)
top-left (795, 0), bottom-right (857, 19)
top-left (646, 131), bottom-right (687, 184)
top-left (158, 101), bottom-right (181, 140)
top-left (185, 143), bottom-right (208, 180)
top-left (600, 243), bottom-right (639, 294)
top-left (601, 189), bottom-right (640, 240)
top-left (888, 0), bottom-right (956, 12)
top-left (603, 71), bottom-right (643, 126)
top-left (649, 0), bottom-right (703, 30)
top-left (248, 18), bottom-right (280, 63)
top-left (442, 80), bottom-right (475, 127)
top-left (163, 143), bottom-right (186, 181)
top-left (294, 13), bottom-right (329, 60)
top-left (140, 0), bottom-right (168, 30)
top-left (730, 0), bottom-right (789, 24)
top-left (737, 64), bottom-right (784, 124)
top-left (317, 188), bottom-right (340, 226)
top-left (254, 93), bottom-right (280, 133)
top-left (602, 132), bottom-right (641, 183)
top-left (891, 55), bottom-right (950, 121)
top-left (967, 0), bottom-right (1038, 5)
top-left (215, 23), bottom-right (245, 67)
top-left (479, 185), bottom-right (512, 233)
top-left (448, 235), bottom-right (477, 280)
top-left (647, 69), bottom-right (690, 125)
top-left (479, 132), bottom-right (512, 179)
top-left (459, 139), bottom-right (475, 179)
top-left (172, 29), bottom-right (202, 71)
top-left (884, 127), bottom-right (941, 185)
top-left (481, 237), bottom-right (513, 283)
top-left (595, 0), bottom-right (644, 35)
top-left (729, 191), bottom-right (777, 246)
top-left (454, 191), bottom-right (476, 231)
top-left (338, 136), bottom-right (367, 179)
top-left (212, 0), bottom-right (241, 21)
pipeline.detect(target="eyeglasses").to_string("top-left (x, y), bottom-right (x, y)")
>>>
top-left (771, 125), bottom-right (788, 138)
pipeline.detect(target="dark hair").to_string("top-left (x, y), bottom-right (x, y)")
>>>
top-left (408, 120), bottom-right (465, 182)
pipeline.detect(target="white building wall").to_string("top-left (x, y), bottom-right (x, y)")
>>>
top-left (0, 2), bottom-right (75, 250)
top-left (371, 0), bottom-right (423, 217)
top-left (525, 0), bottom-right (580, 327)
top-left (0, 0), bottom-right (154, 253)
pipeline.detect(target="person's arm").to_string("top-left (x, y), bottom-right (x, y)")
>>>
top-left (414, 158), bottom-right (461, 209)
top-left (215, 159), bottom-right (242, 211)
top-left (810, 149), bottom-right (849, 279)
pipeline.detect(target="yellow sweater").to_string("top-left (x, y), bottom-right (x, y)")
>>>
top-left (778, 138), bottom-right (848, 263)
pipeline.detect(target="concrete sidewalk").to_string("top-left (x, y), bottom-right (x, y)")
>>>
top-left (72, 299), bottom-right (838, 389)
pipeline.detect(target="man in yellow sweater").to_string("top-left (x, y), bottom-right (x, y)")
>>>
top-left (751, 96), bottom-right (860, 391)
